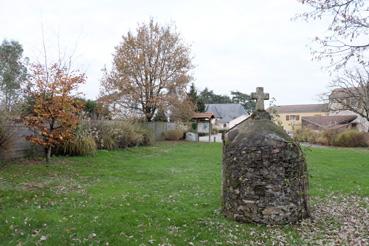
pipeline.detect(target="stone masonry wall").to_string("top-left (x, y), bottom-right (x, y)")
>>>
top-left (222, 111), bottom-right (309, 224)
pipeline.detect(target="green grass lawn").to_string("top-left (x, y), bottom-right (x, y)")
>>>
top-left (0, 142), bottom-right (369, 245)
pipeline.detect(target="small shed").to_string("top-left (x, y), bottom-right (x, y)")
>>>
top-left (191, 112), bottom-right (215, 142)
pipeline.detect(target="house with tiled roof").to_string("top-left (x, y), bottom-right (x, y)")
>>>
top-left (302, 115), bottom-right (358, 131)
top-left (270, 103), bottom-right (329, 133)
top-left (205, 104), bottom-right (249, 129)
top-left (328, 87), bottom-right (369, 132)
top-left (271, 92), bottom-right (368, 133)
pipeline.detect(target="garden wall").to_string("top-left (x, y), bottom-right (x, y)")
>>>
top-left (142, 121), bottom-right (178, 140)
top-left (0, 123), bottom-right (42, 161)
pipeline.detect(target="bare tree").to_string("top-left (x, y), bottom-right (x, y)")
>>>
top-left (298, 0), bottom-right (369, 70)
top-left (329, 67), bottom-right (369, 122)
top-left (100, 19), bottom-right (193, 122)
top-left (298, 0), bottom-right (369, 128)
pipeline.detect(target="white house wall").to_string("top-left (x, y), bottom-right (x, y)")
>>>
top-left (229, 115), bottom-right (250, 129)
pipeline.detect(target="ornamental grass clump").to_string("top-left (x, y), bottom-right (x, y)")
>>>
top-left (59, 125), bottom-right (97, 156)
top-left (135, 127), bottom-right (154, 146)
top-left (113, 121), bottom-right (144, 148)
top-left (319, 129), bottom-right (338, 146)
top-left (294, 127), bottom-right (369, 147)
top-left (91, 122), bottom-right (117, 150)
top-left (333, 129), bottom-right (369, 147)
top-left (293, 128), bottom-right (319, 143)
top-left (91, 120), bottom-right (154, 150)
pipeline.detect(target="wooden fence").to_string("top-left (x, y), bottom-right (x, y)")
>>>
top-left (142, 121), bottom-right (179, 140)
top-left (0, 123), bottom-right (42, 161)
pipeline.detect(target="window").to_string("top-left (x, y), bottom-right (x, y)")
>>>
top-left (286, 115), bottom-right (300, 121)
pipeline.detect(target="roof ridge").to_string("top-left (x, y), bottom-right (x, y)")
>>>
top-left (277, 103), bottom-right (327, 106)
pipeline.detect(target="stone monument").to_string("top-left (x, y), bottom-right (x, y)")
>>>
top-left (222, 87), bottom-right (309, 224)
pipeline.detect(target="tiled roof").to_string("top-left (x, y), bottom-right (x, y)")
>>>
top-left (302, 115), bottom-right (357, 128)
top-left (192, 112), bottom-right (215, 120)
top-left (272, 104), bottom-right (329, 113)
top-left (205, 104), bottom-right (247, 123)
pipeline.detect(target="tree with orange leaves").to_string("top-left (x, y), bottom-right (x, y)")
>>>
top-left (23, 63), bottom-right (85, 162)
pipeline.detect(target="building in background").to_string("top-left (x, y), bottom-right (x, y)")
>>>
top-left (301, 115), bottom-right (358, 131)
top-left (328, 88), bottom-right (369, 132)
top-left (205, 104), bottom-right (248, 129)
top-left (271, 104), bottom-right (329, 133)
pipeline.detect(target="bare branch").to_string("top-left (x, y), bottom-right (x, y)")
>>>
top-left (298, 0), bottom-right (369, 70)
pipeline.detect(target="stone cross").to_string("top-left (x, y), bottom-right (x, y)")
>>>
top-left (251, 87), bottom-right (269, 111)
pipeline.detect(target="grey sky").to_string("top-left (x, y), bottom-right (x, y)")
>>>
top-left (0, 0), bottom-right (331, 105)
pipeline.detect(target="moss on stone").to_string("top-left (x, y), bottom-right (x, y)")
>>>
top-left (225, 111), bottom-right (291, 145)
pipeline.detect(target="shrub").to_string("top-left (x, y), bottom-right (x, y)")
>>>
top-left (91, 122), bottom-right (117, 150)
top-left (294, 127), bottom-right (369, 147)
top-left (164, 129), bottom-right (185, 141)
top-left (101, 134), bottom-right (117, 150)
top-left (315, 136), bottom-right (327, 145)
top-left (58, 125), bottom-right (97, 156)
top-left (333, 129), bottom-right (369, 147)
top-left (293, 128), bottom-right (319, 143)
top-left (90, 120), bottom-right (154, 149)
top-left (113, 121), bottom-right (144, 148)
top-left (191, 122), bottom-right (197, 131)
top-left (136, 127), bottom-right (155, 146)
top-left (319, 129), bottom-right (339, 146)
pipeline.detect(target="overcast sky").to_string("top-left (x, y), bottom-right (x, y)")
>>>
top-left (0, 0), bottom-right (331, 105)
